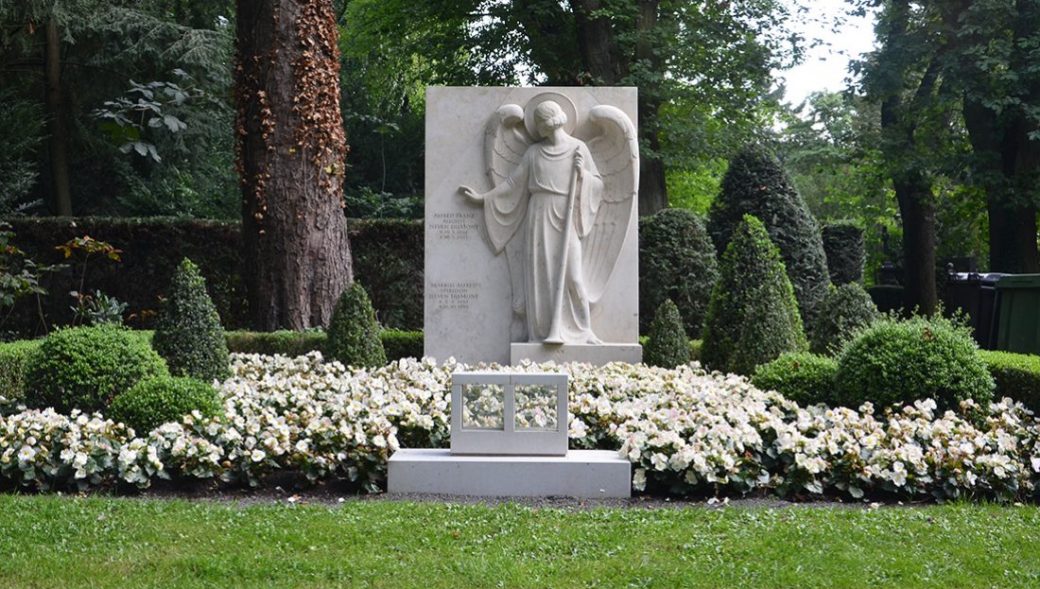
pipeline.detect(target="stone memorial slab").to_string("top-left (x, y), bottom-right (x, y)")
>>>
top-left (424, 87), bottom-right (641, 365)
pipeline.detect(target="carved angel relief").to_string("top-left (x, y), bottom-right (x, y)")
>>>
top-left (458, 93), bottom-right (639, 345)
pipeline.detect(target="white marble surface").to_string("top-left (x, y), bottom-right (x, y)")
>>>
top-left (510, 343), bottom-right (642, 366)
top-left (424, 87), bottom-right (640, 365)
top-left (388, 449), bottom-right (632, 498)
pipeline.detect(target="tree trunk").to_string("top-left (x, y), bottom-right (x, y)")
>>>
top-left (235, 0), bottom-right (353, 331)
top-left (44, 18), bottom-right (72, 216)
top-left (894, 175), bottom-right (938, 314)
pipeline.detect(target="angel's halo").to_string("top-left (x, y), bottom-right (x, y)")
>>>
top-left (523, 92), bottom-right (579, 138)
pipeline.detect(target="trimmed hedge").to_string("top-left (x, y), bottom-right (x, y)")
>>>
top-left (708, 145), bottom-right (830, 324)
top-left (326, 284), bottom-right (386, 369)
top-left (752, 352), bottom-right (838, 406)
top-left (639, 209), bottom-right (718, 336)
top-left (0, 339), bottom-right (40, 410)
top-left (822, 222), bottom-right (865, 285)
top-left (108, 376), bottom-right (222, 434)
top-left (1, 217), bottom-right (423, 335)
top-left (835, 316), bottom-right (994, 411)
top-left (811, 283), bottom-right (880, 355)
top-left (701, 215), bottom-right (807, 376)
top-left (224, 329), bottom-right (423, 362)
top-left (25, 325), bottom-right (168, 413)
top-left (979, 350), bottom-right (1040, 412)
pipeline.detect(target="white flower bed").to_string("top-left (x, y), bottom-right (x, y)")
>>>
top-left (1, 352), bottom-right (1039, 501)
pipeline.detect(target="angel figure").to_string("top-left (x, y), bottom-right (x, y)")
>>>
top-left (458, 98), bottom-right (638, 345)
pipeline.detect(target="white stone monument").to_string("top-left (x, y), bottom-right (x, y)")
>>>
top-left (388, 371), bottom-right (631, 498)
top-left (424, 87), bottom-right (641, 366)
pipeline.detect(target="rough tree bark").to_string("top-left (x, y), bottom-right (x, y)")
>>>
top-left (44, 17), bottom-right (72, 216)
top-left (235, 0), bottom-right (353, 330)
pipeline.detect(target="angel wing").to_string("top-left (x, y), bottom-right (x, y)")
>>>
top-left (484, 104), bottom-right (531, 187)
top-left (484, 104), bottom-right (534, 339)
top-left (583, 105), bottom-right (639, 304)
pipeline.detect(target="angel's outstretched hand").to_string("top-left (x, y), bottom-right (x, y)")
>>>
top-left (458, 185), bottom-right (483, 204)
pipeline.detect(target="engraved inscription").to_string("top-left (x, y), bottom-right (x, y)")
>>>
top-left (430, 211), bottom-right (480, 241)
top-left (429, 281), bottom-right (480, 311)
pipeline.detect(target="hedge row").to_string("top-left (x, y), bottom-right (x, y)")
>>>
top-left (1, 217), bottom-right (423, 335)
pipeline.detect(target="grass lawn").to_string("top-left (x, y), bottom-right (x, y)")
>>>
top-left (0, 495), bottom-right (1038, 588)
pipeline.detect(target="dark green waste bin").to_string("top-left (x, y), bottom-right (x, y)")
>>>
top-left (995, 274), bottom-right (1040, 355)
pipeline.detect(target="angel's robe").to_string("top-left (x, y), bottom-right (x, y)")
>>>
top-left (482, 136), bottom-right (605, 343)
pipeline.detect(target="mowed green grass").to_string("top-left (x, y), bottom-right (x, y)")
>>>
top-left (0, 495), bottom-right (1038, 589)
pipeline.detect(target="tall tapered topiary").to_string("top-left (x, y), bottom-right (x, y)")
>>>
top-left (152, 258), bottom-right (230, 383)
top-left (639, 209), bottom-right (719, 336)
top-left (701, 215), bottom-right (807, 376)
top-left (708, 144), bottom-right (830, 324)
top-left (326, 282), bottom-right (386, 368)
top-left (644, 299), bottom-right (691, 369)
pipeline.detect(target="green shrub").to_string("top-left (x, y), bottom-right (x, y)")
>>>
top-left (979, 350), bottom-right (1040, 412)
top-left (811, 283), bottom-right (880, 355)
top-left (689, 339), bottom-right (702, 363)
top-left (835, 316), bottom-right (994, 411)
top-left (708, 145), bottom-right (830, 324)
top-left (0, 339), bottom-right (41, 410)
top-left (822, 222), bottom-right (865, 285)
top-left (108, 376), bottom-right (222, 434)
top-left (326, 283), bottom-right (386, 368)
top-left (701, 215), bottom-right (807, 376)
top-left (152, 258), bottom-right (230, 383)
top-left (381, 329), bottom-right (423, 361)
top-left (752, 352), bottom-right (838, 406)
top-left (25, 325), bottom-right (168, 413)
top-left (644, 299), bottom-right (691, 368)
top-left (639, 209), bottom-right (719, 335)
top-left (225, 330), bottom-right (327, 356)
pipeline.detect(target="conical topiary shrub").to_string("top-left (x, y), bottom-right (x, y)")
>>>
top-left (644, 299), bottom-right (690, 369)
top-left (326, 282), bottom-right (386, 368)
top-left (639, 208), bottom-right (719, 336)
top-left (810, 283), bottom-right (879, 355)
top-left (701, 215), bottom-right (807, 376)
top-left (152, 258), bottom-right (230, 383)
top-left (708, 144), bottom-right (830, 324)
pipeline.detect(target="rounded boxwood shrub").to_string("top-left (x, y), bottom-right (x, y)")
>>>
top-left (822, 221), bottom-right (865, 285)
top-left (701, 215), bottom-right (807, 376)
top-left (644, 299), bottom-right (690, 369)
top-left (835, 316), bottom-right (994, 411)
top-left (810, 283), bottom-right (880, 355)
top-left (752, 352), bottom-right (838, 406)
top-left (978, 350), bottom-right (1040, 413)
top-left (639, 209), bottom-right (719, 335)
top-left (152, 258), bottom-right (230, 383)
top-left (0, 339), bottom-right (40, 411)
top-left (326, 282), bottom-right (386, 368)
top-left (708, 145), bottom-right (830, 324)
top-left (108, 376), bottom-right (222, 434)
top-left (25, 325), bottom-right (169, 413)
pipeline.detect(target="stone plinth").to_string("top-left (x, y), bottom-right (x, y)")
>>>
top-left (387, 449), bottom-right (632, 498)
top-left (511, 343), bottom-right (642, 366)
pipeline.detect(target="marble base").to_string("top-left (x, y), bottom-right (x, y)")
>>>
top-left (387, 449), bottom-right (631, 498)
top-left (510, 343), bottom-right (642, 366)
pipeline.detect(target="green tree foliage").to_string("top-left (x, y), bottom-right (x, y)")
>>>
top-left (0, 0), bottom-right (236, 217)
top-left (639, 209), bottom-right (718, 336)
top-left (341, 0), bottom-right (799, 212)
top-left (152, 258), bottom-right (230, 383)
top-left (701, 215), bottom-right (807, 376)
top-left (835, 315), bottom-right (994, 411)
top-left (821, 222), bottom-right (866, 285)
top-left (708, 144), bottom-right (830, 323)
top-left (108, 375), bottom-right (222, 434)
top-left (25, 325), bottom-right (168, 413)
top-left (325, 283), bottom-right (386, 369)
top-left (810, 283), bottom-right (880, 355)
top-left (644, 299), bottom-right (690, 369)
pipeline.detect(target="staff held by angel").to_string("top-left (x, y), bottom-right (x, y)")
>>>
top-left (459, 96), bottom-right (638, 345)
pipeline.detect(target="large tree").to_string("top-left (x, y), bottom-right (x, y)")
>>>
top-left (235, 0), bottom-right (353, 330)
